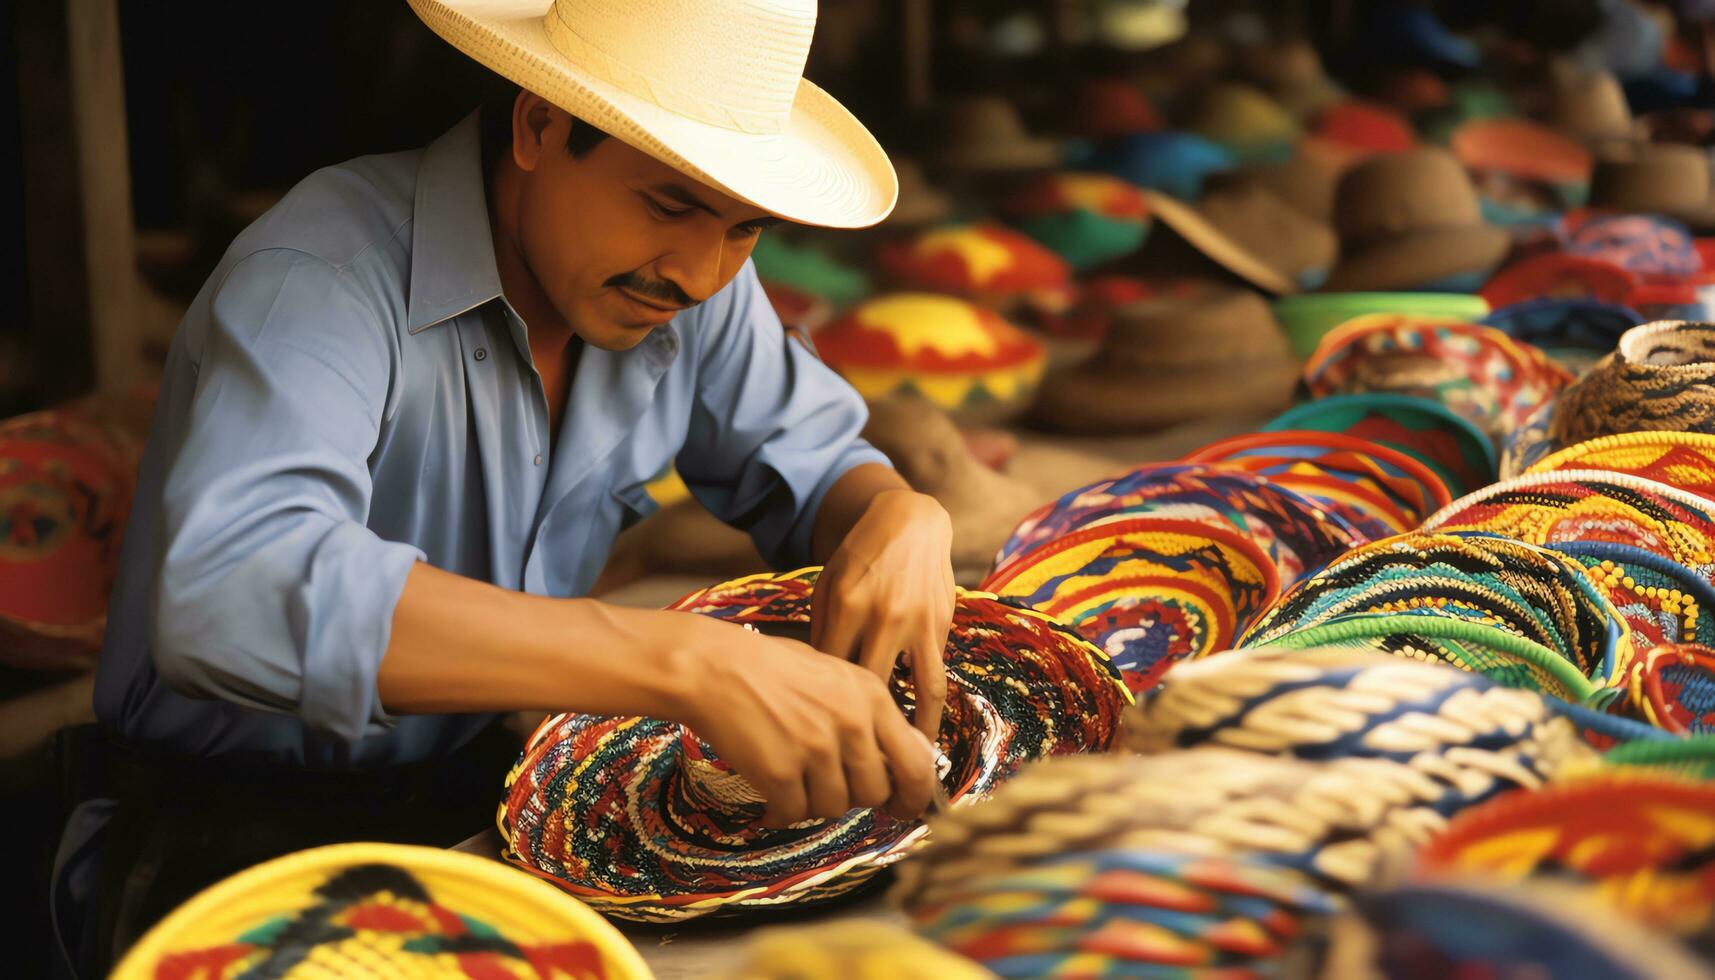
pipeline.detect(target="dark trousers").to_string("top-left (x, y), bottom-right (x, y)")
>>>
top-left (85, 720), bottom-right (521, 975)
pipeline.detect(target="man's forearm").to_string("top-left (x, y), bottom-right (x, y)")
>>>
top-left (810, 462), bottom-right (913, 563)
top-left (376, 561), bottom-right (701, 718)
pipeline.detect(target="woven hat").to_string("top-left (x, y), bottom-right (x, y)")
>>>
top-left (1479, 298), bottom-right (1644, 371)
top-left (905, 848), bottom-right (1336, 978)
top-left (1235, 136), bottom-right (1352, 227)
top-left (980, 517), bottom-right (1278, 695)
top-left (813, 293), bottom-right (1047, 425)
top-left (1125, 647), bottom-right (1583, 779)
top-left (1416, 772), bottom-right (1715, 937)
top-left (1070, 78), bottom-right (1162, 140)
top-left (1552, 542), bottom-right (1715, 652)
top-left (1081, 131), bottom-right (1235, 201)
top-left (1550, 320), bottom-right (1715, 446)
top-left (1001, 172), bottom-right (1152, 272)
top-left (1480, 251), bottom-right (1640, 309)
top-left (1239, 530), bottom-right (1631, 688)
top-left (1324, 149), bottom-right (1511, 293)
top-left (875, 222), bottom-right (1073, 310)
top-left (883, 158), bottom-right (955, 229)
top-left (859, 394), bottom-right (1043, 584)
top-left (1527, 431), bottom-right (1715, 502)
top-left (993, 461), bottom-right (1362, 588)
top-left (1450, 118), bottom-right (1594, 189)
top-left (1311, 101), bottom-right (1416, 160)
top-left (1142, 182), bottom-right (1337, 294)
top-left (1557, 209), bottom-right (1703, 278)
top-left (0, 407), bottom-right (142, 672)
top-left (1030, 284), bottom-right (1298, 433)
top-left (111, 843), bottom-right (652, 980)
top-left (1588, 143), bottom-right (1715, 232)
top-left (501, 568), bottom-right (1126, 921)
top-left (889, 744), bottom-right (1563, 904)
top-left (1184, 430), bottom-right (1452, 533)
top-left (1629, 643), bottom-right (1715, 733)
top-left (1547, 70), bottom-right (1638, 146)
top-left (1354, 879), bottom-right (1713, 980)
top-left (1237, 38), bottom-right (1345, 121)
top-left (930, 96), bottom-right (1061, 173)
top-left (1303, 316), bottom-right (1575, 442)
top-left (407, 0), bottom-right (895, 228)
top-left (1421, 469), bottom-right (1715, 582)
top-left (1186, 83), bottom-right (1302, 161)
top-left (1264, 393), bottom-right (1500, 498)
top-left (1272, 291), bottom-right (1491, 360)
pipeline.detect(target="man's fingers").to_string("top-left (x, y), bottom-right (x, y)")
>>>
top-left (875, 707), bottom-right (937, 820)
top-left (759, 769), bottom-right (809, 829)
top-left (803, 739), bottom-right (853, 819)
top-left (812, 590), bottom-right (865, 664)
top-left (856, 620), bottom-right (904, 683)
top-left (843, 730), bottom-right (893, 811)
top-left (910, 630), bottom-right (949, 738)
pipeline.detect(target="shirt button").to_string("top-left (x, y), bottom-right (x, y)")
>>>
top-left (474, 347), bottom-right (488, 361)
top-left (534, 454), bottom-right (543, 466)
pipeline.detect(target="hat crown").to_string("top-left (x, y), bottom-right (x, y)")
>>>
top-left (542, 0), bottom-right (814, 134)
top-left (1335, 149), bottom-right (1481, 244)
top-left (1591, 145), bottom-right (1712, 211)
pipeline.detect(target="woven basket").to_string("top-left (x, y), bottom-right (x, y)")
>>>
top-left (1550, 320), bottom-right (1715, 446)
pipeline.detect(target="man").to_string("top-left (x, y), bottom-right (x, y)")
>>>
top-left (53, 0), bottom-right (954, 972)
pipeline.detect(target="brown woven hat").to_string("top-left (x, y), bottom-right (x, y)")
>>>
top-left (1237, 38), bottom-right (1345, 121)
top-left (1587, 144), bottom-right (1715, 232)
top-left (1547, 70), bottom-right (1638, 146)
top-left (1031, 283), bottom-right (1298, 433)
top-left (1323, 148), bottom-right (1511, 292)
top-left (931, 96), bottom-right (1061, 173)
top-left (884, 158), bottom-right (955, 228)
top-left (1550, 320), bottom-right (1715, 446)
top-left (1143, 181), bottom-right (1337, 295)
top-left (1237, 136), bottom-right (1352, 223)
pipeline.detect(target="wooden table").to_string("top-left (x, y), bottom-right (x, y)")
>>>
top-left (451, 827), bottom-right (905, 978)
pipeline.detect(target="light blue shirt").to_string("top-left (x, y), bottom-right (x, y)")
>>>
top-left (92, 112), bottom-right (887, 768)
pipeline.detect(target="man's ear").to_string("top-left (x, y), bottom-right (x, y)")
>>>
top-left (512, 91), bottom-right (564, 174)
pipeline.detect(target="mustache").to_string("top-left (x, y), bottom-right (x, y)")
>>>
top-left (605, 272), bottom-right (696, 310)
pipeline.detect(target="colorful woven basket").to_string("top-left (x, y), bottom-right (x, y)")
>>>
top-left (1246, 614), bottom-right (1599, 702)
top-left (1479, 252), bottom-right (1639, 311)
top-left (1264, 393), bottom-right (1499, 498)
top-left (500, 569), bottom-right (1126, 921)
top-left (111, 843), bottom-right (653, 980)
top-left (1629, 643), bottom-right (1715, 734)
top-left (1558, 211), bottom-right (1701, 279)
top-left (0, 407), bottom-right (143, 671)
top-left (1605, 733), bottom-right (1715, 779)
top-left (1271, 292), bottom-right (1491, 360)
top-left (1549, 321), bottom-right (1715, 446)
top-left (1354, 879), bottom-right (1712, 980)
top-left (1239, 531), bottom-right (1630, 686)
top-left (1479, 298), bottom-right (1643, 372)
top-left (981, 518), bottom-right (1279, 695)
top-left (1186, 429), bottom-right (1454, 529)
top-left (906, 849), bottom-right (1336, 979)
top-left (890, 744), bottom-right (1577, 905)
top-left (1302, 317), bottom-right (1574, 441)
top-left (1123, 647), bottom-right (1585, 795)
top-left (1416, 772), bottom-right (1715, 937)
top-left (876, 222), bottom-right (1072, 303)
top-left (1528, 432), bottom-right (1715, 502)
top-left (1552, 542), bottom-right (1715, 651)
top-left (1002, 172), bottom-right (1153, 272)
top-left (1421, 469), bottom-right (1715, 580)
top-left (990, 462), bottom-right (1363, 587)
top-left (812, 293), bottom-right (1048, 425)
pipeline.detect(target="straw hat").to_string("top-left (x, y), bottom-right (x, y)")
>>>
top-left (1237, 38), bottom-right (1345, 121)
top-left (406, 0), bottom-right (896, 229)
top-left (1451, 118), bottom-right (1593, 188)
top-left (1323, 148), bottom-right (1511, 292)
top-left (1185, 83), bottom-right (1301, 159)
top-left (929, 95), bottom-right (1061, 173)
top-left (1030, 283), bottom-right (1298, 433)
top-left (1587, 144), bottom-right (1715, 232)
top-left (1547, 69), bottom-right (1638, 146)
top-left (1070, 78), bottom-right (1162, 140)
top-left (1142, 182), bottom-right (1336, 294)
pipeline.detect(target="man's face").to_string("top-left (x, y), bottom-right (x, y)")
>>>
top-left (508, 101), bottom-right (782, 351)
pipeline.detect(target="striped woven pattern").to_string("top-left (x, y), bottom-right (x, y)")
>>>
top-left (500, 569), bottom-right (1126, 921)
top-left (1550, 321), bottom-right (1715, 446)
top-left (1527, 431), bottom-right (1715, 501)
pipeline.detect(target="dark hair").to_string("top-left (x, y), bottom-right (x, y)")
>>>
top-left (479, 86), bottom-right (610, 174)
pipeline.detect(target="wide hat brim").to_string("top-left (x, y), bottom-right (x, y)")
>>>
top-left (1324, 224), bottom-right (1511, 292)
top-left (1143, 189), bottom-right (1305, 295)
top-left (409, 0), bottom-right (898, 229)
top-left (1032, 357), bottom-right (1299, 433)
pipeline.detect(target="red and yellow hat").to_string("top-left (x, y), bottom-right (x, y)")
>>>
top-left (877, 222), bottom-right (1072, 300)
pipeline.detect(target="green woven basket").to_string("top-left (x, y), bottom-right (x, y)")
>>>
top-left (1273, 292), bottom-right (1491, 359)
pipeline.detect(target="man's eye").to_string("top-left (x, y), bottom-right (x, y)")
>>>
top-left (649, 199), bottom-right (692, 219)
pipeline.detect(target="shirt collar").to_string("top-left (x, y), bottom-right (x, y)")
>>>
top-left (407, 111), bottom-right (504, 334)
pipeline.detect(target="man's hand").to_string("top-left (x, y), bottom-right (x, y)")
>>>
top-left (676, 618), bottom-right (939, 828)
top-left (810, 488), bottom-right (956, 739)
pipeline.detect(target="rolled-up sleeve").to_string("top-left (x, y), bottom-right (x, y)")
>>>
top-left (676, 261), bottom-right (890, 569)
top-left (152, 248), bottom-right (425, 741)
